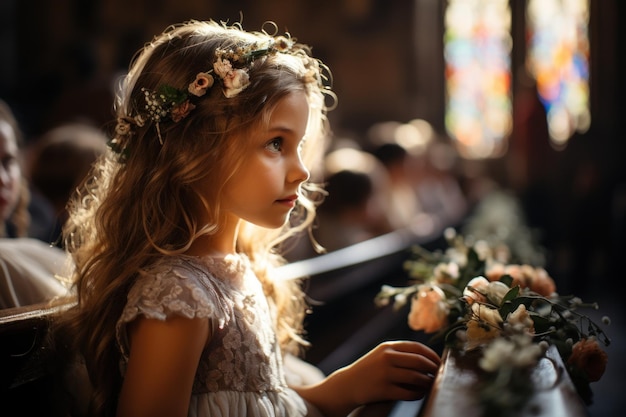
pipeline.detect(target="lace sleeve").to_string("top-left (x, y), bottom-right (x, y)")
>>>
top-left (116, 258), bottom-right (234, 358)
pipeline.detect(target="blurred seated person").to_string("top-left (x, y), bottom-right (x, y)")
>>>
top-left (0, 99), bottom-right (31, 238)
top-left (26, 122), bottom-right (107, 246)
top-left (0, 237), bottom-right (70, 309)
top-left (0, 100), bottom-right (71, 309)
top-left (407, 138), bottom-right (468, 230)
top-left (372, 142), bottom-right (423, 230)
top-left (313, 148), bottom-right (394, 254)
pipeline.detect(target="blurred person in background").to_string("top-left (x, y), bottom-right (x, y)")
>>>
top-left (0, 98), bottom-right (69, 308)
top-left (0, 98), bottom-right (30, 238)
top-left (313, 148), bottom-right (394, 253)
top-left (26, 122), bottom-right (108, 247)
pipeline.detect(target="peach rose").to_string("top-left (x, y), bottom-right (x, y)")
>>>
top-left (485, 262), bottom-right (506, 282)
top-left (408, 285), bottom-right (449, 333)
top-left (528, 267), bottom-right (556, 296)
top-left (568, 338), bottom-right (608, 382)
top-left (504, 264), bottom-right (525, 288)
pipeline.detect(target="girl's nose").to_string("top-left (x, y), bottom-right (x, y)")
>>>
top-left (290, 155), bottom-right (310, 184)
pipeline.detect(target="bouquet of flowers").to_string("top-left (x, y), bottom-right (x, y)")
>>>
top-left (376, 227), bottom-right (610, 416)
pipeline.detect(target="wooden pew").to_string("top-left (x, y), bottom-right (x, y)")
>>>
top-left (0, 297), bottom-right (77, 417)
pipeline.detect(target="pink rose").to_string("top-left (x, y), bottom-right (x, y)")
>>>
top-left (529, 267), bottom-right (556, 296)
top-left (188, 72), bottom-right (214, 97)
top-left (170, 100), bottom-right (196, 122)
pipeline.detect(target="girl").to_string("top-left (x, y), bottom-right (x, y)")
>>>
top-left (56, 20), bottom-right (440, 417)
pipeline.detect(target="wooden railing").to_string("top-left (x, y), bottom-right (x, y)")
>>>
top-left (419, 346), bottom-right (589, 417)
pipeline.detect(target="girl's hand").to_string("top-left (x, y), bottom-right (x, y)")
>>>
top-left (337, 341), bottom-right (441, 404)
top-left (294, 340), bottom-right (441, 417)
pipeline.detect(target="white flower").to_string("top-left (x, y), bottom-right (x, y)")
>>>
top-left (463, 276), bottom-right (489, 304)
top-left (213, 57), bottom-right (251, 98)
top-left (479, 334), bottom-right (541, 372)
top-left (213, 57), bottom-right (234, 78)
top-left (486, 281), bottom-right (510, 306)
top-left (479, 338), bottom-right (516, 372)
top-left (222, 68), bottom-right (250, 98)
top-left (506, 304), bottom-right (535, 334)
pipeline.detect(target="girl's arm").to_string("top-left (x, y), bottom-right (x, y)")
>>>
top-left (116, 315), bottom-right (210, 417)
top-left (293, 341), bottom-right (441, 417)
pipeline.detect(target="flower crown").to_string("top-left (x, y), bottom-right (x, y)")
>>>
top-left (112, 35), bottom-right (301, 150)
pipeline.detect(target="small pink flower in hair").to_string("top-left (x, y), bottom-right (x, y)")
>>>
top-left (188, 72), bottom-right (214, 97)
top-left (170, 100), bottom-right (196, 122)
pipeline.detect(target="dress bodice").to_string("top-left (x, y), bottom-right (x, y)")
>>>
top-left (116, 254), bottom-right (308, 417)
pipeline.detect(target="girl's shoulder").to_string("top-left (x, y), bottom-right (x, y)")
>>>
top-left (146, 253), bottom-right (250, 286)
top-left (121, 253), bottom-right (251, 324)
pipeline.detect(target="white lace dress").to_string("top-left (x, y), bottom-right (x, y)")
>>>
top-left (116, 253), bottom-right (309, 417)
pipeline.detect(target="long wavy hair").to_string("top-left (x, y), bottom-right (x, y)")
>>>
top-left (54, 20), bottom-right (334, 417)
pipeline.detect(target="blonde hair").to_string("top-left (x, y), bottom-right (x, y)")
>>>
top-left (56, 20), bottom-right (334, 416)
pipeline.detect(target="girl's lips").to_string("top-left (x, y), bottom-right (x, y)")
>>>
top-left (276, 195), bottom-right (298, 207)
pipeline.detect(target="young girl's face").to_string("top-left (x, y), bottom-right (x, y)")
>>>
top-left (0, 120), bottom-right (21, 222)
top-left (221, 91), bottom-right (311, 229)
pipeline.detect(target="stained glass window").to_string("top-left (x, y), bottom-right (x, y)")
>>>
top-left (443, 0), bottom-right (512, 159)
top-left (526, 0), bottom-right (590, 148)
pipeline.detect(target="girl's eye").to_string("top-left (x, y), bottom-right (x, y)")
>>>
top-left (266, 137), bottom-right (283, 153)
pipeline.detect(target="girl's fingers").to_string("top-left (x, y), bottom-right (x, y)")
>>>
top-left (387, 341), bottom-right (442, 365)
top-left (386, 366), bottom-right (436, 389)
top-left (388, 349), bottom-right (440, 376)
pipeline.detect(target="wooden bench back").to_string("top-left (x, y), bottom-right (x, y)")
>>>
top-left (0, 298), bottom-right (80, 417)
